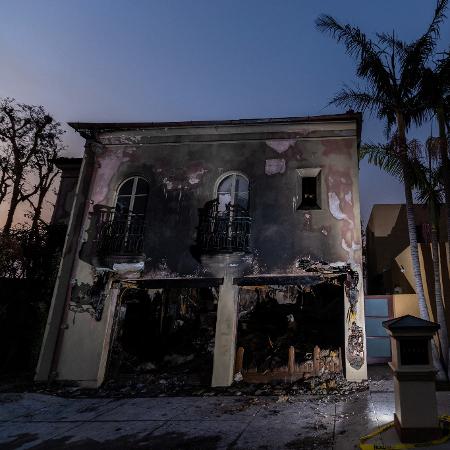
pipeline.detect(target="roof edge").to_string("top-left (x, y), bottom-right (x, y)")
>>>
top-left (68, 112), bottom-right (362, 133)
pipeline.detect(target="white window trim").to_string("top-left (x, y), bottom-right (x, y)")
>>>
top-left (115, 176), bottom-right (150, 215)
top-left (214, 171), bottom-right (249, 207)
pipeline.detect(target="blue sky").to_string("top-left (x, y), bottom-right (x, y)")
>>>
top-left (1, 0), bottom-right (449, 222)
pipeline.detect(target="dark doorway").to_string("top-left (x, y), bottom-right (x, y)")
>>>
top-left (108, 287), bottom-right (218, 387)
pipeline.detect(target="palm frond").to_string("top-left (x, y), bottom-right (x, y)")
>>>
top-left (316, 15), bottom-right (392, 96)
top-left (360, 142), bottom-right (404, 180)
top-left (435, 50), bottom-right (450, 91)
top-left (316, 15), bottom-right (376, 59)
top-left (376, 32), bottom-right (407, 57)
top-left (414, 164), bottom-right (444, 206)
top-left (426, 136), bottom-right (442, 162)
top-left (330, 86), bottom-right (382, 113)
top-left (400, 0), bottom-right (448, 93)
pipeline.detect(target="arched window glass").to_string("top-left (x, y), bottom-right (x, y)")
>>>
top-left (116, 177), bottom-right (149, 218)
top-left (216, 173), bottom-right (249, 212)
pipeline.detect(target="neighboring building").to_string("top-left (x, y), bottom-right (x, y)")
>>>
top-left (36, 113), bottom-right (367, 388)
top-left (366, 204), bottom-right (448, 296)
top-left (365, 204), bottom-right (450, 363)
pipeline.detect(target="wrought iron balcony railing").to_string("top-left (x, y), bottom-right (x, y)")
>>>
top-left (94, 207), bottom-right (146, 257)
top-left (197, 200), bottom-right (251, 253)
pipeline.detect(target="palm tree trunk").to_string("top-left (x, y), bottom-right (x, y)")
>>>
top-left (431, 214), bottom-right (449, 374)
top-left (404, 173), bottom-right (445, 376)
top-left (437, 107), bottom-right (450, 267)
top-left (403, 176), bottom-right (430, 320)
top-left (397, 113), bottom-right (430, 321)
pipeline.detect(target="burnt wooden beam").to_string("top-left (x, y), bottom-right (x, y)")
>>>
top-left (233, 274), bottom-right (338, 286)
top-left (133, 277), bottom-right (224, 289)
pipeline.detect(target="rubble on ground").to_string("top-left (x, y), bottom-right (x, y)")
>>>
top-left (28, 371), bottom-right (368, 400)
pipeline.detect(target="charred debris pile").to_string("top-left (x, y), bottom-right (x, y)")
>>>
top-left (31, 371), bottom-right (368, 399)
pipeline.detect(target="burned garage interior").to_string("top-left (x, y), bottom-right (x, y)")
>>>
top-left (104, 274), bottom-right (349, 389)
top-left (36, 113), bottom-right (368, 391)
top-left (236, 279), bottom-right (345, 383)
top-left (106, 284), bottom-right (219, 387)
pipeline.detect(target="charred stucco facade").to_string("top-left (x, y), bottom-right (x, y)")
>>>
top-left (36, 114), bottom-right (367, 387)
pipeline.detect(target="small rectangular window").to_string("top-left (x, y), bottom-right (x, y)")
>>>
top-left (301, 177), bottom-right (318, 208)
top-left (296, 168), bottom-right (321, 210)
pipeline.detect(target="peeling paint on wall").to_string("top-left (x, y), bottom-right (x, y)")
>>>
top-left (344, 191), bottom-right (352, 205)
top-left (321, 139), bottom-right (352, 158)
top-left (188, 168), bottom-right (207, 185)
top-left (158, 162), bottom-right (208, 195)
top-left (325, 167), bottom-right (361, 267)
top-left (162, 178), bottom-right (174, 191)
top-left (266, 139), bottom-right (296, 153)
top-left (93, 148), bottom-right (132, 204)
top-left (69, 270), bottom-right (110, 321)
top-left (341, 239), bottom-right (361, 266)
top-left (265, 159), bottom-right (286, 175)
top-left (328, 192), bottom-right (353, 226)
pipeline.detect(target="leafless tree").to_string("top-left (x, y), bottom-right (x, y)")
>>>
top-left (27, 144), bottom-right (61, 238)
top-left (0, 149), bottom-right (12, 206)
top-left (0, 98), bottom-right (64, 234)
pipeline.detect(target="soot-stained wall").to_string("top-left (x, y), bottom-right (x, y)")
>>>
top-left (81, 118), bottom-right (362, 277)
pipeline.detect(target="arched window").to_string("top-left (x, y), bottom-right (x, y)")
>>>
top-left (216, 173), bottom-right (249, 212)
top-left (197, 172), bottom-right (251, 253)
top-left (115, 177), bottom-right (149, 219)
top-left (109, 176), bottom-right (149, 255)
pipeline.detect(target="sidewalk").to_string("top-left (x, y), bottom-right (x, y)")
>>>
top-left (1, 379), bottom-right (450, 449)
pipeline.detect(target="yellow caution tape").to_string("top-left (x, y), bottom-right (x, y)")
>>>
top-left (359, 415), bottom-right (450, 449)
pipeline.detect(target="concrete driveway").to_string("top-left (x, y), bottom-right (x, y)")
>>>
top-left (1, 388), bottom-right (450, 449)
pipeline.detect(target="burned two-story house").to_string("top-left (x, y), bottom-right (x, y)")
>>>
top-left (36, 113), bottom-right (367, 388)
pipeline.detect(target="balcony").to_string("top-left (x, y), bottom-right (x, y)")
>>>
top-left (93, 207), bottom-right (146, 263)
top-left (197, 199), bottom-right (251, 253)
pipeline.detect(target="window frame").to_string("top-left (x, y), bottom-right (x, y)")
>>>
top-left (214, 171), bottom-right (250, 211)
top-left (114, 176), bottom-right (149, 247)
top-left (114, 176), bottom-right (150, 218)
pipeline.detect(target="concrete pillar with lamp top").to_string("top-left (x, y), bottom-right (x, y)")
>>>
top-left (383, 315), bottom-right (441, 443)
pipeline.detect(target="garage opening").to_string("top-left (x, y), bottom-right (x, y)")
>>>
top-left (235, 282), bottom-right (345, 383)
top-left (107, 286), bottom-right (218, 387)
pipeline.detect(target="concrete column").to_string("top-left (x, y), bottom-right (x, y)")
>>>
top-left (344, 267), bottom-right (368, 381)
top-left (96, 286), bottom-right (120, 386)
top-left (35, 145), bottom-right (96, 381)
top-left (211, 274), bottom-right (239, 387)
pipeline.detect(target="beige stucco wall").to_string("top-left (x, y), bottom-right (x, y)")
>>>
top-left (393, 294), bottom-right (420, 318)
top-left (395, 245), bottom-right (431, 318)
top-left (394, 244), bottom-right (450, 338)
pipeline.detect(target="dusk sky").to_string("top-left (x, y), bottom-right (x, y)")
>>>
top-left (2, 0), bottom-right (449, 222)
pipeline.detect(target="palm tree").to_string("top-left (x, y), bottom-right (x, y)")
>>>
top-left (416, 143), bottom-right (448, 374)
top-left (419, 54), bottom-right (450, 266)
top-left (316, 0), bottom-right (448, 323)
